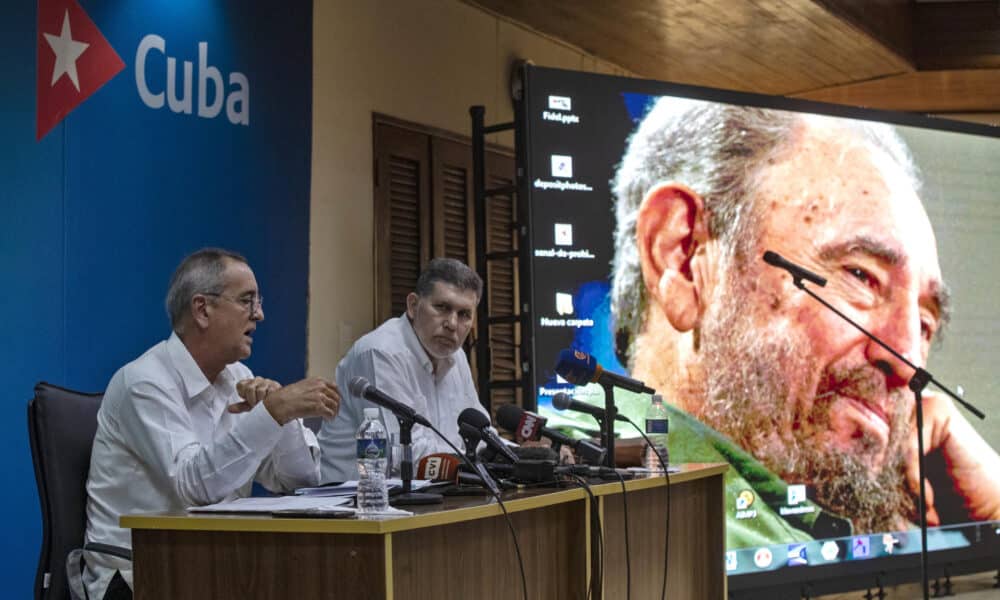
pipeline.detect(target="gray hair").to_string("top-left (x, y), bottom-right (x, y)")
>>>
top-left (416, 257), bottom-right (483, 300)
top-left (611, 97), bottom-right (920, 362)
top-left (165, 248), bottom-right (247, 332)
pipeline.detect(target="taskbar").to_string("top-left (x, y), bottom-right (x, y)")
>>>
top-left (725, 520), bottom-right (1000, 576)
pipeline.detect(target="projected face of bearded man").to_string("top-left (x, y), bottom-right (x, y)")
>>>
top-left (614, 101), bottom-right (949, 533)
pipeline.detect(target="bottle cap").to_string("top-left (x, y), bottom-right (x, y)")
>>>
top-left (363, 407), bottom-right (379, 419)
top-left (651, 394), bottom-right (663, 404)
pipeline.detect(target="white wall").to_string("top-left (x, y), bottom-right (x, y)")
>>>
top-left (309, 0), bottom-right (630, 377)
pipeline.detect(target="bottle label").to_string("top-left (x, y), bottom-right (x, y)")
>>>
top-left (645, 418), bottom-right (668, 434)
top-left (357, 438), bottom-right (386, 459)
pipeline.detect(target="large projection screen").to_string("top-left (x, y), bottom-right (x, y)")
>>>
top-left (521, 65), bottom-right (1000, 592)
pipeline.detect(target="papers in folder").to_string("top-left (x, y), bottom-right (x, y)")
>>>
top-left (187, 495), bottom-right (353, 513)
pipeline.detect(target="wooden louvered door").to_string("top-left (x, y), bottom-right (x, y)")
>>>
top-left (431, 138), bottom-right (474, 266)
top-left (374, 123), bottom-right (431, 323)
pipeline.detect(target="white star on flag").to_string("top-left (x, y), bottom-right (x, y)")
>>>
top-left (44, 9), bottom-right (89, 92)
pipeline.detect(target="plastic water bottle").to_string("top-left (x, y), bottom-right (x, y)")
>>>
top-left (356, 408), bottom-right (389, 513)
top-left (644, 394), bottom-right (669, 472)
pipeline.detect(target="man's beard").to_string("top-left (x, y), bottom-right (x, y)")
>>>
top-left (697, 270), bottom-right (915, 533)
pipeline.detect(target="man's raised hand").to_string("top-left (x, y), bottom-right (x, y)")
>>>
top-left (262, 377), bottom-right (341, 425)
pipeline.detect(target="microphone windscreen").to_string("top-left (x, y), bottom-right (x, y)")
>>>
top-left (416, 453), bottom-right (462, 482)
top-left (495, 404), bottom-right (547, 442)
top-left (458, 407), bottom-right (490, 429)
top-left (552, 392), bottom-right (572, 411)
top-left (495, 404), bottom-right (523, 432)
top-left (554, 349), bottom-right (598, 385)
top-left (348, 376), bottom-right (369, 397)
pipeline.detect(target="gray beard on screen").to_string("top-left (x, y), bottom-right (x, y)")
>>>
top-left (696, 270), bottom-right (914, 534)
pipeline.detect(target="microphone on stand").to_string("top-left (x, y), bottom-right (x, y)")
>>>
top-left (554, 349), bottom-right (655, 395)
top-left (349, 376), bottom-right (441, 505)
top-left (456, 409), bottom-right (509, 496)
top-left (348, 376), bottom-right (432, 427)
top-left (457, 408), bottom-right (520, 464)
top-left (495, 404), bottom-right (607, 466)
top-left (762, 251), bottom-right (827, 287)
top-left (552, 392), bottom-right (628, 423)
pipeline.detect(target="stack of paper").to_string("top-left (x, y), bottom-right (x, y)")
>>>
top-left (187, 495), bottom-right (353, 513)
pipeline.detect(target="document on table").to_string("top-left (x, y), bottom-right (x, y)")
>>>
top-left (187, 495), bottom-right (354, 513)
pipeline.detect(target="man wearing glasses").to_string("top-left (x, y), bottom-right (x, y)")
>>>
top-left (82, 248), bottom-right (341, 600)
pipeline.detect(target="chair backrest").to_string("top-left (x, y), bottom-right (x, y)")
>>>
top-left (28, 382), bottom-right (104, 600)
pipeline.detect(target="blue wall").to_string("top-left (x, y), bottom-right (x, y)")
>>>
top-left (1, 1), bottom-right (312, 595)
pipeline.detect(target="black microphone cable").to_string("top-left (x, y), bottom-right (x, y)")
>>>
top-left (568, 473), bottom-right (602, 600)
top-left (423, 421), bottom-right (528, 600)
top-left (612, 469), bottom-right (631, 600)
top-left (619, 416), bottom-right (671, 600)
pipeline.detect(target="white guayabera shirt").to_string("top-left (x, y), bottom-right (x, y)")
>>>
top-left (82, 332), bottom-right (319, 598)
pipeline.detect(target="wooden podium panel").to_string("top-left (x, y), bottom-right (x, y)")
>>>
top-left (601, 469), bottom-right (726, 599)
top-left (132, 529), bottom-right (387, 598)
top-left (124, 463), bottom-right (726, 600)
top-left (391, 497), bottom-right (588, 599)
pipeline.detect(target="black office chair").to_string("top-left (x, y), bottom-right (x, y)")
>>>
top-left (28, 382), bottom-right (131, 600)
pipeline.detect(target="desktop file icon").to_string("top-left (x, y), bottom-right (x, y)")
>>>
top-left (787, 484), bottom-right (806, 505)
top-left (548, 95), bottom-right (572, 111)
top-left (554, 223), bottom-right (573, 246)
top-left (551, 155), bottom-right (573, 178)
top-left (555, 293), bottom-right (574, 316)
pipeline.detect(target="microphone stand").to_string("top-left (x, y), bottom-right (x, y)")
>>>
top-left (389, 414), bottom-right (443, 506)
top-left (459, 424), bottom-right (502, 496)
top-left (599, 382), bottom-right (617, 468)
top-left (788, 276), bottom-right (984, 600)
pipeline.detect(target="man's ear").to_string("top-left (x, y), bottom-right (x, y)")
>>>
top-left (636, 182), bottom-right (709, 332)
top-left (191, 295), bottom-right (212, 330)
top-left (405, 292), bottom-right (419, 320)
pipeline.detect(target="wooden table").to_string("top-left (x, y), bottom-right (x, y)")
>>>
top-left (122, 462), bottom-right (727, 600)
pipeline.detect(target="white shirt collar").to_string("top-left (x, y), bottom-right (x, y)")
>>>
top-left (166, 332), bottom-right (238, 403)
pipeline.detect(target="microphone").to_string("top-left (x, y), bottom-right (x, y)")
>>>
top-left (762, 250), bottom-right (827, 287)
top-left (415, 453), bottom-right (463, 482)
top-left (495, 404), bottom-right (608, 466)
top-left (496, 403), bottom-right (546, 443)
top-left (348, 376), bottom-right (432, 427)
top-left (554, 349), bottom-right (655, 395)
top-left (551, 392), bottom-right (628, 423)
top-left (457, 408), bottom-right (519, 464)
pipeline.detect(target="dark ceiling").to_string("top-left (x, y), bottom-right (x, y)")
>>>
top-left (468, 0), bottom-right (1000, 120)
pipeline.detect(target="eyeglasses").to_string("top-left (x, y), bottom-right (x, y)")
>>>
top-left (203, 292), bottom-right (263, 315)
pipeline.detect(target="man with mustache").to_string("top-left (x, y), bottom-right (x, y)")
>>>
top-left (319, 258), bottom-right (490, 482)
top-left (606, 98), bottom-right (1000, 546)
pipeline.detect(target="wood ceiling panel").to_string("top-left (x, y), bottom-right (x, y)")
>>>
top-left (468, 0), bottom-right (912, 94)
top-left (792, 68), bottom-right (1000, 112)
